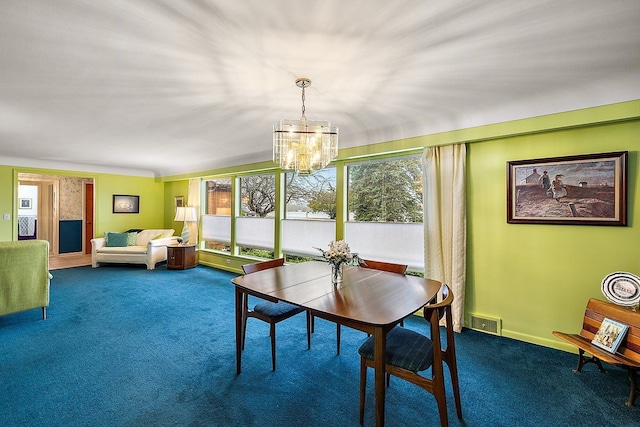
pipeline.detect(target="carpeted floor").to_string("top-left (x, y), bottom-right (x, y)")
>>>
top-left (1, 264), bottom-right (638, 426)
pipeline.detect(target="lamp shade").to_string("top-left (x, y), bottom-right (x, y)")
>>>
top-left (175, 206), bottom-right (197, 244)
top-left (174, 207), bottom-right (197, 222)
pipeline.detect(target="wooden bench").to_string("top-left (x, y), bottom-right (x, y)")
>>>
top-left (553, 298), bottom-right (640, 406)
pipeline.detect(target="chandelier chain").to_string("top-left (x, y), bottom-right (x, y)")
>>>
top-left (301, 86), bottom-right (306, 119)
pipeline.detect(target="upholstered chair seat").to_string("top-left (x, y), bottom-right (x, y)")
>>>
top-left (358, 325), bottom-right (435, 372)
top-left (253, 301), bottom-right (304, 319)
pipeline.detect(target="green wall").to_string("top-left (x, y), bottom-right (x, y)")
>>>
top-left (0, 167), bottom-right (15, 240)
top-left (93, 174), bottom-right (166, 236)
top-left (466, 120), bottom-right (639, 350)
top-left (163, 179), bottom-right (190, 234)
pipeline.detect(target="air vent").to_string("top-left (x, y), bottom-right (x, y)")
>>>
top-left (469, 314), bottom-right (501, 335)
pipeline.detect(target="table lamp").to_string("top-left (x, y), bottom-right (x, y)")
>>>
top-left (174, 206), bottom-right (197, 244)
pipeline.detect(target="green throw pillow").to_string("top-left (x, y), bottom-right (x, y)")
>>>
top-left (126, 232), bottom-right (138, 246)
top-left (105, 232), bottom-right (129, 247)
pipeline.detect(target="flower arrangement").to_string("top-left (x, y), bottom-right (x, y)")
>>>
top-left (315, 240), bottom-right (357, 266)
top-left (315, 240), bottom-right (358, 285)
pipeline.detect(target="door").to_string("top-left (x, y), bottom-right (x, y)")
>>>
top-left (38, 181), bottom-right (59, 256)
top-left (85, 183), bottom-right (94, 254)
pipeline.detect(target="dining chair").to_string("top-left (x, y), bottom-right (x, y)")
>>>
top-left (334, 258), bottom-right (408, 355)
top-left (241, 258), bottom-right (312, 371)
top-left (358, 283), bottom-right (462, 427)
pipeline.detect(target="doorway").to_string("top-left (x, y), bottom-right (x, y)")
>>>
top-left (85, 182), bottom-right (94, 254)
top-left (18, 173), bottom-right (95, 258)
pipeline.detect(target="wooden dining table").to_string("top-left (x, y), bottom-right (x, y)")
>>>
top-left (231, 261), bottom-right (441, 427)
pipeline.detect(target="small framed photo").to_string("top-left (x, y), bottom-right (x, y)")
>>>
top-left (112, 195), bottom-right (140, 214)
top-left (19, 198), bottom-right (32, 209)
top-left (175, 196), bottom-right (184, 209)
top-left (507, 151), bottom-right (627, 226)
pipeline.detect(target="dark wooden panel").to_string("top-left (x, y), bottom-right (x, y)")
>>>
top-left (59, 220), bottom-right (82, 253)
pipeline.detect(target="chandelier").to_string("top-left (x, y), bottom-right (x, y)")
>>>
top-left (273, 78), bottom-right (338, 175)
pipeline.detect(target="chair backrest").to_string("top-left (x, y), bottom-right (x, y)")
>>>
top-left (423, 282), bottom-right (453, 343)
top-left (358, 258), bottom-right (408, 274)
top-left (424, 283), bottom-right (452, 324)
top-left (242, 258), bottom-right (285, 274)
top-left (423, 284), bottom-right (455, 355)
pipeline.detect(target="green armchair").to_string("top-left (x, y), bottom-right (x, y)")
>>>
top-left (0, 240), bottom-right (51, 320)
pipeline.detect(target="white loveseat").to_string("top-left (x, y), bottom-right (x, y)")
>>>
top-left (91, 229), bottom-right (178, 270)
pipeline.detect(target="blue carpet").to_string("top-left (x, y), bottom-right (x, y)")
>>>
top-left (1, 264), bottom-right (638, 426)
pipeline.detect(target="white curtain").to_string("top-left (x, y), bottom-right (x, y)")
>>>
top-left (187, 178), bottom-right (200, 245)
top-left (423, 144), bottom-right (466, 332)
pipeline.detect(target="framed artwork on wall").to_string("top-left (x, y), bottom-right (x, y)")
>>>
top-left (19, 198), bottom-right (32, 209)
top-left (175, 196), bottom-right (184, 209)
top-left (507, 151), bottom-right (627, 226)
top-left (112, 195), bottom-right (140, 214)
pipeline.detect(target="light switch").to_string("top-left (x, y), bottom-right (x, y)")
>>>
top-left (3, 213), bottom-right (10, 220)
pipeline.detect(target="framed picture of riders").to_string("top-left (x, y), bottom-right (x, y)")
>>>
top-left (507, 151), bottom-right (627, 226)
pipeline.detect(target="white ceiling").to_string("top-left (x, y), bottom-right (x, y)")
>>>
top-left (1, 0), bottom-right (639, 177)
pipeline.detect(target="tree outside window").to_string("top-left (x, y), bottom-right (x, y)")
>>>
top-left (348, 156), bottom-right (423, 223)
top-left (285, 168), bottom-right (336, 219)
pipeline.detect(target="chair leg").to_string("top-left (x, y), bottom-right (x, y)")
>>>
top-left (306, 311), bottom-right (312, 350)
top-left (359, 357), bottom-right (367, 424)
top-left (42, 307), bottom-right (47, 320)
top-left (433, 375), bottom-right (449, 427)
top-left (626, 369), bottom-right (638, 407)
top-left (270, 321), bottom-right (276, 371)
top-left (443, 349), bottom-right (462, 419)
top-left (336, 324), bottom-right (341, 355)
top-left (443, 309), bottom-right (462, 419)
top-left (241, 306), bottom-right (248, 351)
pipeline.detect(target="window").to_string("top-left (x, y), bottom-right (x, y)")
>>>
top-left (281, 168), bottom-right (337, 258)
top-left (237, 173), bottom-right (275, 257)
top-left (345, 156), bottom-right (424, 271)
top-left (202, 178), bottom-right (232, 252)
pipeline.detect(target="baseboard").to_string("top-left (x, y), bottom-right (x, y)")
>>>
top-left (501, 329), bottom-right (579, 354)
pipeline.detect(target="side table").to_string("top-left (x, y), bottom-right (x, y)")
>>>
top-left (167, 244), bottom-right (197, 270)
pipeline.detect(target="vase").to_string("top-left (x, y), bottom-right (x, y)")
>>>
top-left (331, 263), bottom-right (344, 286)
top-left (180, 222), bottom-right (190, 245)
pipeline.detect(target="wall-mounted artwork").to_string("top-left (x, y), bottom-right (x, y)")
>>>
top-left (112, 195), bottom-right (140, 214)
top-left (19, 198), bottom-right (32, 209)
top-left (175, 196), bottom-right (184, 210)
top-left (507, 151), bottom-right (627, 226)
